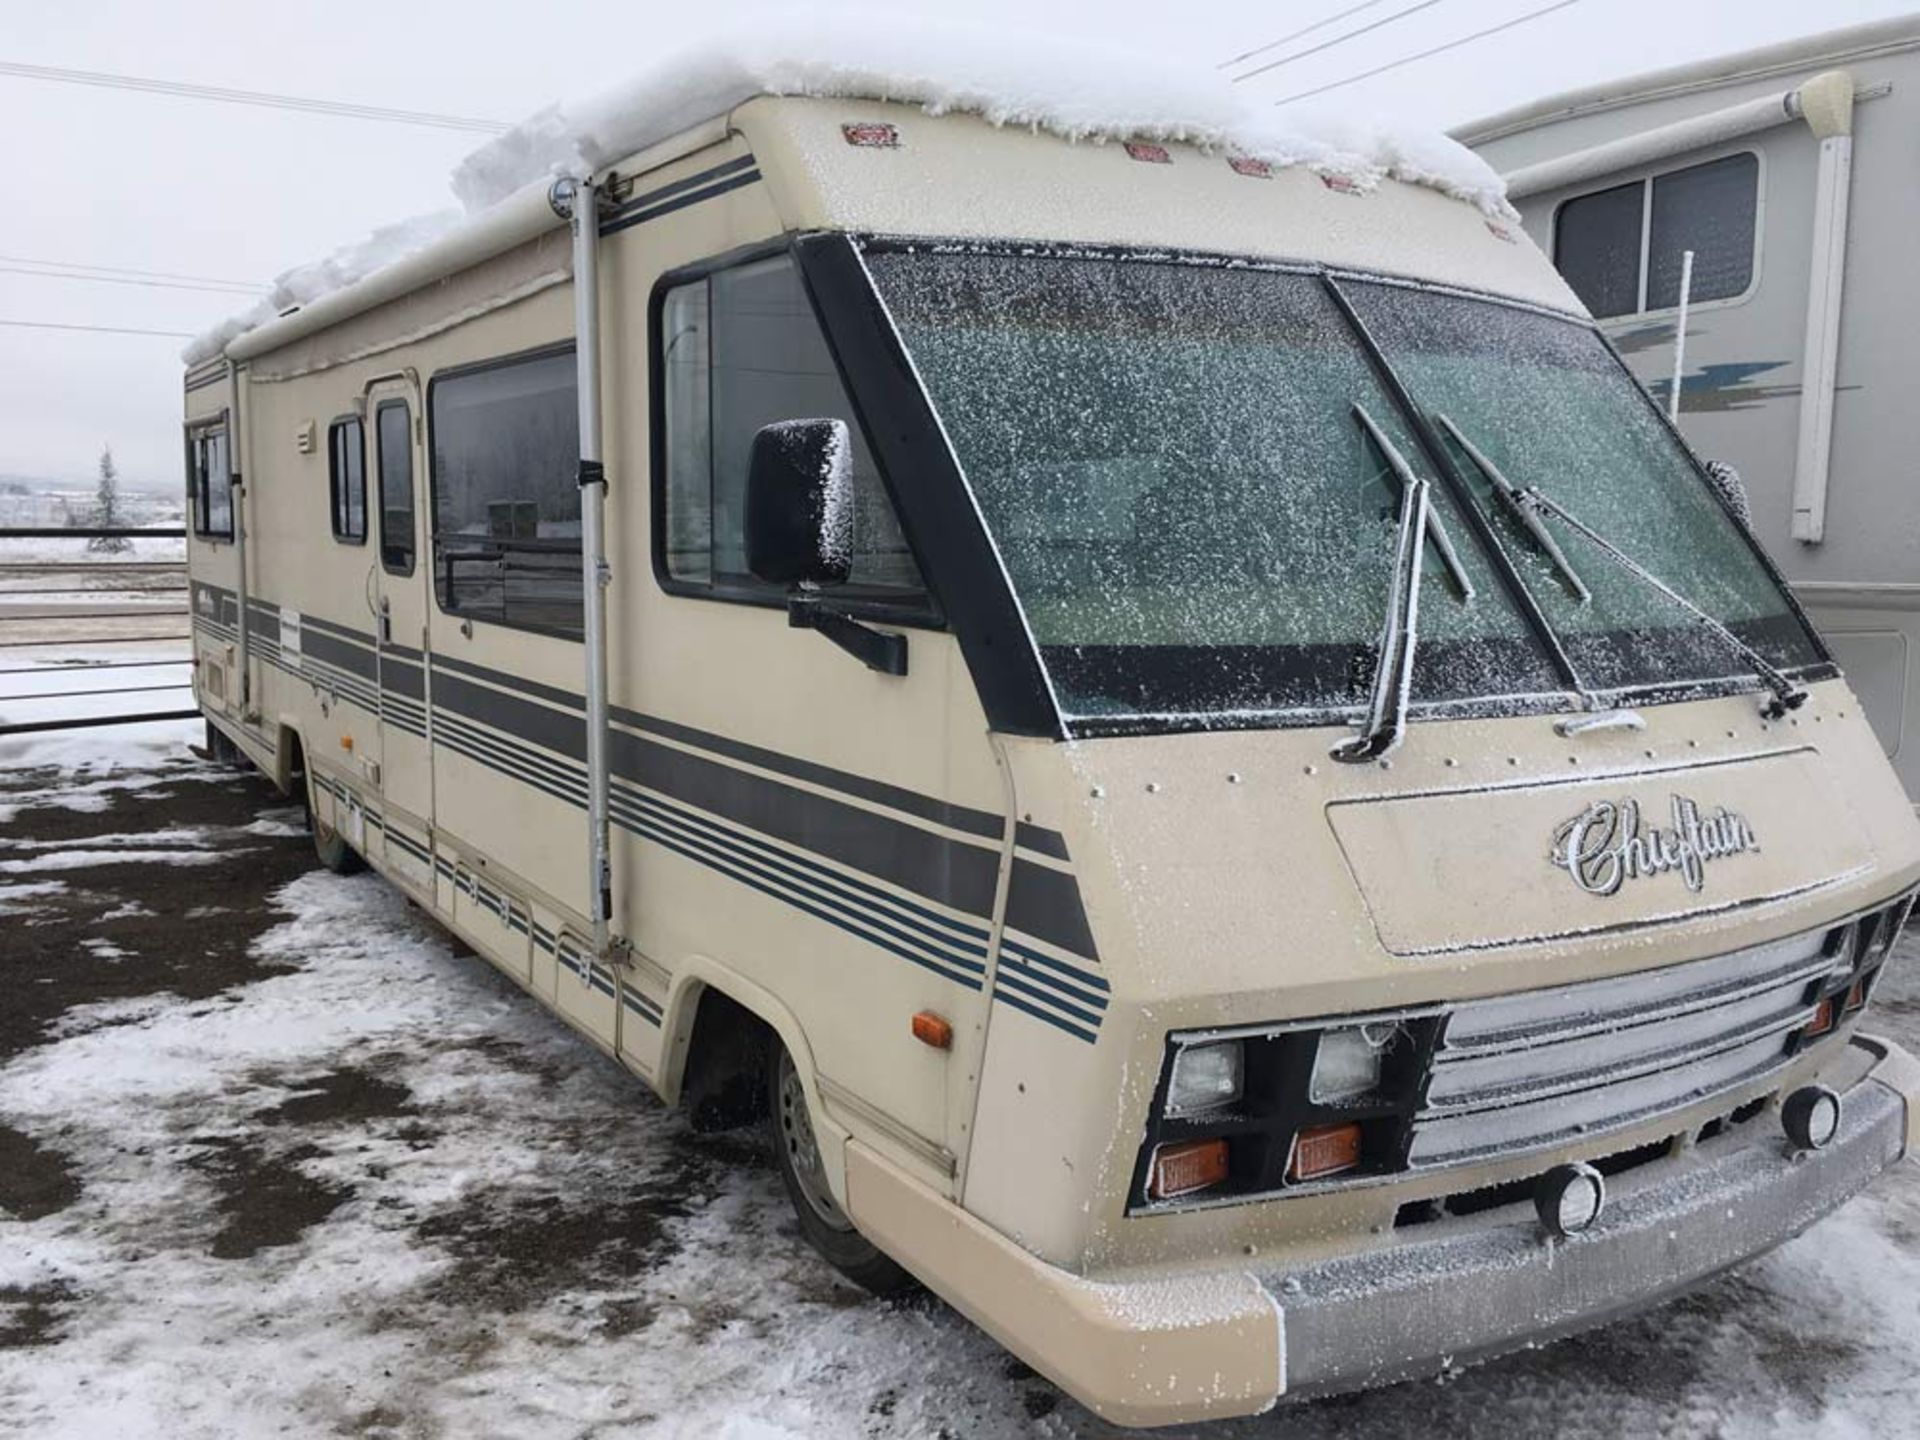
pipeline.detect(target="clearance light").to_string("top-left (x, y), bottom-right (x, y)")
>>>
top-left (1320, 172), bottom-right (1361, 195)
top-left (1783, 1085), bottom-right (1841, 1152)
top-left (841, 122), bottom-right (899, 148)
top-left (1123, 141), bottom-right (1171, 164)
top-left (1228, 156), bottom-right (1272, 179)
top-left (1288, 1122), bottom-right (1362, 1183)
top-left (1149, 1139), bottom-right (1229, 1200)
top-left (1166, 1040), bottom-right (1243, 1116)
top-left (1535, 1162), bottom-right (1606, 1237)
top-left (910, 1011), bottom-right (952, 1050)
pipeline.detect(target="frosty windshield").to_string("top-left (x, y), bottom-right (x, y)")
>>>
top-left (864, 249), bottom-right (1816, 730)
top-left (1341, 279), bottom-right (1821, 694)
top-left (866, 251), bottom-right (1563, 724)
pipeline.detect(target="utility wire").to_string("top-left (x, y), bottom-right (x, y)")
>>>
top-left (0, 60), bottom-right (508, 133)
top-left (0, 265), bottom-right (262, 297)
top-left (1220, 0), bottom-right (1398, 71)
top-left (0, 253), bottom-right (262, 291)
top-left (0, 318), bottom-right (194, 338)
top-left (1274, 0), bottom-right (1586, 105)
top-left (1231, 0), bottom-right (1448, 83)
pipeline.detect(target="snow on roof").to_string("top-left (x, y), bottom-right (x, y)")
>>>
top-left (184, 16), bottom-right (1512, 366)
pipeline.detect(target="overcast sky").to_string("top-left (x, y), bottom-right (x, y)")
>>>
top-left (4, 0), bottom-right (1913, 488)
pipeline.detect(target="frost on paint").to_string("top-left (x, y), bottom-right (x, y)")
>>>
top-left (183, 16), bottom-right (1512, 365)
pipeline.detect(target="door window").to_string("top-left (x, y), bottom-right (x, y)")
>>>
top-left (376, 400), bottom-right (415, 574)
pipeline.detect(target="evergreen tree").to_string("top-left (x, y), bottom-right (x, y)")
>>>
top-left (88, 445), bottom-right (131, 553)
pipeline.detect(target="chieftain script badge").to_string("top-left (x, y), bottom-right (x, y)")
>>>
top-left (1552, 795), bottom-right (1760, 896)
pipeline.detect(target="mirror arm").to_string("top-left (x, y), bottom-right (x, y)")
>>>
top-left (788, 597), bottom-right (909, 676)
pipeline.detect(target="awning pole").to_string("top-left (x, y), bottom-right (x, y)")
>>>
top-left (554, 174), bottom-right (613, 955)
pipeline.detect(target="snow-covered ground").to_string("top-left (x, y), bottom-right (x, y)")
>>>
top-left (3, 753), bottom-right (1920, 1439)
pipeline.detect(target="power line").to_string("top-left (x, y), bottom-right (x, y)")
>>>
top-left (1274, 0), bottom-right (1587, 105)
top-left (1231, 0), bottom-right (1448, 84)
top-left (0, 265), bottom-right (261, 298)
top-left (0, 318), bottom-right (194, 338)
top-left (0, 253), bottom-right (262, 290)
top-left (0, 60), bottom-right (508, 133)
top-left (1220, 0), bottom-right (1399, 71)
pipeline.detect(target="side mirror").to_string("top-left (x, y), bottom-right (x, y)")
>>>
top-left (1704, 459), bottom-right (1752, 527)
top-left (745, 418), bottom-right (853, 589)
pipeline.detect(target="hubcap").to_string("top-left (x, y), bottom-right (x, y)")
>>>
top-left (777, 1050), bottom-right (852, 1231)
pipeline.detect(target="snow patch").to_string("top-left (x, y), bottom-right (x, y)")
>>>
top-left (184, 14), bottom-right (1510, 366)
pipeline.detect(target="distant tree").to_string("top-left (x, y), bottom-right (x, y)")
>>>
top-left (88, 446), bottom-right (132, 553)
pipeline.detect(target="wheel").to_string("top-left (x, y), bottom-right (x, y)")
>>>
top-left (768, 1044), bottom-right (915, 1295)
top-left (304, 773), bottom-right (366, 876)
top-left (203, 719), bottom-right (243, 765)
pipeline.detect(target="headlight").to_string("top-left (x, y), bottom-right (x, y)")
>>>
top-left (1309, 1023), bottom-right (1400, 1103)
top-left (1166, 1039), bottom-right (1243, 1116)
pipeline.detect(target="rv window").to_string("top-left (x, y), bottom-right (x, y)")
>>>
top-left (376, 400), bottom-right (415, 574)
top-left (1554, 153), bottom-right (1758, 319)
top-left (328, 417), bottom-right (366, 544)
top-left (188, 425), bottom-right (234, 540)
top-left (1554, 180), bottom-right (1642, 319)
top-left (428, 346), bottom-right (582, 638)
top-left (658, 253), bottom-right (926, 606)
top-left (1647, 153), bottom-right (1757, 309)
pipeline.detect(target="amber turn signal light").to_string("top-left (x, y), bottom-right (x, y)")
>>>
top-left (1806, 996), bottom-right (1836, 1038)
top-left (911, 1011), bottom-right (952, 1050)
top-left (1148, 1139), bottom-right (1229, 1200)
top-left (1288, 1122), bottom-right (1363, 1183)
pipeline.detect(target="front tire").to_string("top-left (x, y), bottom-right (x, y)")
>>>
top-left (768, 1044), bottom-right (914, 1296)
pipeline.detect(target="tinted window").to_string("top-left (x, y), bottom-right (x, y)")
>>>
top-left (328, 417), bottom-right (366, 544)
top-left (1554, 180), bottom-right (1642, 319)
top-left (376, 400), bottom-right (415, 574)
top-left (1648, 153), bottom-right (1758, 308)
top-left (660, 253), bottom-right (925, 604)
top-left (188, 425), bottom-right (233, 540)
top-left (429, 347), bottom-right (581, 637)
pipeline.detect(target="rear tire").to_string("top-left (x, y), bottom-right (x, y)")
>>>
top-left (304, 772), bottom-right (366, 876)
top-left (203, 719), bottom-right (242, 766)
top-left (768, 1044), bottom-right (915, 1296)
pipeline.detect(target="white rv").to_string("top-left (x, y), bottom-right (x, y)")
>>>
top-left (1459, 16), bottom-right (1920, 798)
top-left (185, 40), bottom-right (1920, 1426)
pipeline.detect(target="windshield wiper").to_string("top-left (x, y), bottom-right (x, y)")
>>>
top-left (1435, 413), bottom-right (1590, 603)
top-left (1355, 405), bottom-right (1474, 602)
top-left (1515, 485), bottom-right (1809, 719)
top-left (1334, 408), bottom-right (1442, 763)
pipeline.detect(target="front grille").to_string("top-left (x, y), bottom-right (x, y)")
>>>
top-left (1409, 929), bottom-right (1835, 1169)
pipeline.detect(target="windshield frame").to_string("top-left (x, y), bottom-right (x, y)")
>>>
top-left (817, 232), bottom-right (1836, 740)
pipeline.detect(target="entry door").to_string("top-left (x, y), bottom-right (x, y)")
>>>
top-left (368, 377), bottom-right (434, 873)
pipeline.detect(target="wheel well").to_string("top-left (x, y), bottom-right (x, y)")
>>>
top-left (679, 985), bottom-right (776, 1134)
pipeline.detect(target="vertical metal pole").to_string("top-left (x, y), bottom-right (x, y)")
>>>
top-left (227, 358), bottom-right (252, 715)
top-left (560, 175), bottom-right (613, 956)
top-left (1669, 249), bottom-right (1693, 423)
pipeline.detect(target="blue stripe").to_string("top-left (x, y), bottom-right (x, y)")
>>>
top-left (997, 948), bottom-right (1110, 1009)
top-left (622, 802), bottom-right (990, 983)
top-left (992, 987), bottom-right (1099, 1045)
top-left (993, 968), bottom-right (1105, 1029)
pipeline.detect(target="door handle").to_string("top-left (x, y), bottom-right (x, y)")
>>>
top-left (378, 594), bottom-right (392, 644)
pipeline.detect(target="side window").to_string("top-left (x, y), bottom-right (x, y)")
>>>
top-left (187, 423), bottom-right (234, 540)
top-left (328, 417), bottom-right (366, 544)
top-left (1554, 180), bottom-right (1642, 320)
top-left (376, 400), bottom-right (415, 574)
top-left (1553, 153), bottom-right (1758, 320)
top-left (429, 347), bottom-right (582, 638)
top-left (658, 252), bottom-right (927, 606)
top-left (1647, 154), bottom-right (1758, 309)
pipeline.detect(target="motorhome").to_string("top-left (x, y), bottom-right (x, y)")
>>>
top-left (185, 40), bottom-right (1920, 1426)
top-left (1459, 16), bottom-right (1920, 800)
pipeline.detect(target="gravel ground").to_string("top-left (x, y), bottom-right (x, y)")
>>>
top-left (3, 745), bottom-right (1919, 1439)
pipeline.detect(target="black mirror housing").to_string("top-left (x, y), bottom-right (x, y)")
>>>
top-left (745, 418), bottom-right (853, 589)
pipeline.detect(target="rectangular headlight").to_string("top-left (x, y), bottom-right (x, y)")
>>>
top-left (1309, 1024), bottom-right (1399, 1104)
top-left (1166, 1039), bottom-right (1243, 1116)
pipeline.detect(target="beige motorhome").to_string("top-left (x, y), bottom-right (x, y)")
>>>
top-left (185, 74), bottom-right (1920, 1427)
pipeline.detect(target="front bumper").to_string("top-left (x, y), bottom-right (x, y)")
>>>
top-left (845, 1034), bottom-right (1920, 1428)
